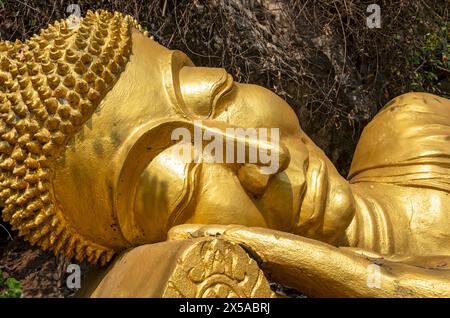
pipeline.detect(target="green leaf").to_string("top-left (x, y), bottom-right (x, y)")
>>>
top-left (0, 289), bottom-right (21, 298)
top-left (6, 277), bottom-right (21, 290)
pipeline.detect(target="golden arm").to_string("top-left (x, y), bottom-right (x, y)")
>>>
top-left (168, 225), bottom-right (450, 297)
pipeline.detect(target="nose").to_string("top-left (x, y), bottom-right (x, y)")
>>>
top-left (191, 120), bottom-right (291, 196)
top-left (190, 120), bottom-right (289, 168)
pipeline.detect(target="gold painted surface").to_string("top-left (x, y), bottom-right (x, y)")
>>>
top-left (1, 10), bottom-right (450, 297)
top-left (169, 225), bottom-right (450, 297)
top-left (85, 237), bottom-right (275, 298)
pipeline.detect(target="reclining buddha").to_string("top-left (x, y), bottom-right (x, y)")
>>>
top-left (0, 10), bottom-right (449, 297)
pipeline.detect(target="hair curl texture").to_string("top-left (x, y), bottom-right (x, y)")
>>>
top-left (0, 10), bottom-right (142, 265)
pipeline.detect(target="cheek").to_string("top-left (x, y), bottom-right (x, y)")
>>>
top-left (131, 145), bottom-right (193, 244)
top-left (259, 144), bottom-right (308, 231)
top-left (259, 171), bottom-right (297, 231)
top-left (185, 164), bottom-right (268, 227)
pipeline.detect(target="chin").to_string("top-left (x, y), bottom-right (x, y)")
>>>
top-left (321, 175), bottom-right (356, 244)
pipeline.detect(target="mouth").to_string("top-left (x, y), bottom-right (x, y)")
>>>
top-left (309, 159), bottom-right (329, 220)
top-left (294, 156), bottom-right (329, 234)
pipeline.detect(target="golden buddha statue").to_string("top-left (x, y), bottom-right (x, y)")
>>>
top-left (1, 10), bottom-right (449, 297)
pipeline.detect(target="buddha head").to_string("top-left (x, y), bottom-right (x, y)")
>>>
top-left (0, 10), bottom-right (355, 265)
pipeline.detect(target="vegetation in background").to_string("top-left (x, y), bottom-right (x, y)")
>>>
top-left (410, 25), bottom-right (450, 97)
top-left (0, 270), bottom-right (22, 298)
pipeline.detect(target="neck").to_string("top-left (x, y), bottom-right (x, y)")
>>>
top-left (343, 184), bottom-right (395, 254)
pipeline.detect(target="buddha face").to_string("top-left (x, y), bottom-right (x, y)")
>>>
top-left (53, 29), bottom-right (356, 251)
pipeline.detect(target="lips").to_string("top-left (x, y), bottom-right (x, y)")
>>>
top-left (311, 158), bottom-right (328, 220)
top-left (294, 156), bottom-right (329, 236)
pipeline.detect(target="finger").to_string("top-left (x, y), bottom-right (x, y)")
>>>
top-left (221, 226), bottom-right (305, 261)
top-left (167, 224), bottom-right (205, 240)
top-left (192, 224), bottom-right (230, 238)
top-left (167, 224), bottom-right (230, 240)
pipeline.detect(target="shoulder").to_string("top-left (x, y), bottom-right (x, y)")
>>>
top-left (349, 92), bottom-right (450, 181)
top-left (375, 92), bottom-right (450, 120)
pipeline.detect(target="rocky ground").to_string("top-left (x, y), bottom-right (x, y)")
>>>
top-left (0, 0), bottom-right (449, 297)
